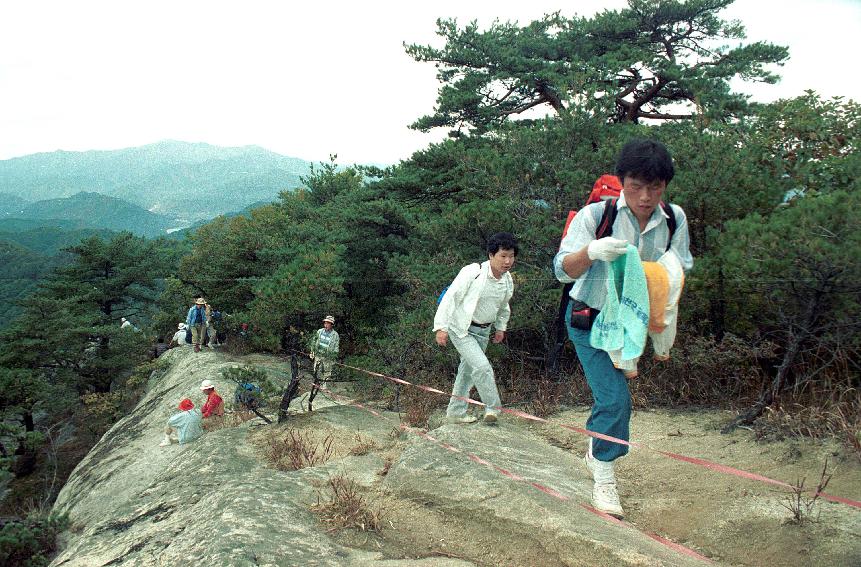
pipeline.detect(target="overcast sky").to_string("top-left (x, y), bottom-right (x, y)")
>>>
top-left (1, 0), bottom-right (858, 165)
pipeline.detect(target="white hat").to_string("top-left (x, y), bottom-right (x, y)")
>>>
top-left (323, 315), bottom-right (335, 324)
top-left (196, 298), bottom-right (207, 305)
top-left (178, 323), bottom-right (187, 329)
top-left (200, 379), bottom-right (216, 391)
top-left (121, 317), bottom-right (127, 322)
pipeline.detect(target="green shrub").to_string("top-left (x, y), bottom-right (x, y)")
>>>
top-left (0, 513), bottom-right (68, 567)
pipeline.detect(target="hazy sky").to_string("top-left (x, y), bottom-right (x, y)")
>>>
top-left (1, 0), bottom-right (858, 165)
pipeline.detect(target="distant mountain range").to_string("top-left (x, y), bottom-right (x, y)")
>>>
top-left (1, 191), bottom-right (177, 238)
top-left (0, 140), bottom-right (313, 225)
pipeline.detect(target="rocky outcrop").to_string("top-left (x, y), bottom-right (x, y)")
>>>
top-left (51, 348), bottom-right (709, 566)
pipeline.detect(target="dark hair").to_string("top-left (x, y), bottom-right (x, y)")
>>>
top-left (486, 232), bottom-right (519, 256)
top-left (615, 139), bottom-right (675, 184)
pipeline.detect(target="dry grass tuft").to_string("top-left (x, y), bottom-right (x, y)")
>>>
top-left (311, 474), bottom-right (384, 533)
top-left (523, 378), bottom-right (563, 418)
top-left (349, 432), bottom-right (379, 456)
top-left (265, 428), bottom-right (335, 471)
top-left (377, 457), bottom-right (393, 477)
top-left (203, 410), bottom-right (258, 431)
top-left (781, 458), bottom-right (833, 525)
top-left (402, 387), bottom-right (443, 427)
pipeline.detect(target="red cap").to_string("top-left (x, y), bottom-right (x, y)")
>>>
top-left (178, 398), bottom-right (194, 411)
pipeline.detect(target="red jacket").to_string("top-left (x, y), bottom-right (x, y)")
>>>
top-left (202, 391), bottom-right (224, 418)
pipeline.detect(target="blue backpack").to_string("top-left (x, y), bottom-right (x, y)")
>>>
top-left (437, 264), bottom-right (483, 305)
top-left (436, 286), bottom-right (449, 304)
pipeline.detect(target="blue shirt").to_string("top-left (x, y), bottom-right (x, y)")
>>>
top-left (553, 192), bottom-right (693, 310)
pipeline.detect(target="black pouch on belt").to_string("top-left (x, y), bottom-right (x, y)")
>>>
top-left (569, 300), bottom-right (599, 330)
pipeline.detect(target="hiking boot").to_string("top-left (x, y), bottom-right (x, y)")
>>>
top-left (446, 415), bottom-right (478, 424)
top-left (483, 413), bottom-right (498, 426)
top-left (194, 345), bottom-right (201, 353)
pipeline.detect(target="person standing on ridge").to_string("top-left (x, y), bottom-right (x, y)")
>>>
top-left (433, 232), bottom-right (517, 426)
top-left (186, 297), bottom-right (209, 353)
top-left (553, 139), bottom-right (693, 518)
top-left (310, 315), bottom-right (340, 381)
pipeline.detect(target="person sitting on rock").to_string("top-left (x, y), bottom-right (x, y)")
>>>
top-left (160, 398), bottom-right (203, 446)
top-left (169, 323), bottom-right (189, 348)
top-left (200, 379), bottom-right (224, 429)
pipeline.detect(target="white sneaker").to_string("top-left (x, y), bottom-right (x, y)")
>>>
top-left (446, 415), bottom-right (478, 424)
top-left (592, 481), bottom-right (624, 518)
top-left (158, 438), bottom-right (171, 447)
top-left (585, 440), bottom-right (624, 518)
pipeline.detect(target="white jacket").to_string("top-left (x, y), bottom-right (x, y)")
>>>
top-left (433, 261), bottom-right (513, 338)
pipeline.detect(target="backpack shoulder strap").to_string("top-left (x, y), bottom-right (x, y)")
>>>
top-left (660, 202), bottom-right (677, 251)
top-left (595, 198), bottom-right (618, 239)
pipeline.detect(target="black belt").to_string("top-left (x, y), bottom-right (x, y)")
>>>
top-left (470, 321), bottom-right (491, 328)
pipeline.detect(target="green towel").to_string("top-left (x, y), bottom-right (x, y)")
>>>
top-left (590, 244), bottom-right (649, 361)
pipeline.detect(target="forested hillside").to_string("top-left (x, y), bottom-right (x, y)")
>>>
top-left (0, 140), bottom-right (312, 220)
top-left (0, 226), bottom-right (118, 325)
top-left (0, 1), bottom-right (859, 563)
top-left (16, 192), bottom-right (178, 236)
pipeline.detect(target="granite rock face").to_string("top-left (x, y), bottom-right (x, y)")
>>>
top-left (51, 348), bottom-right (707, 566)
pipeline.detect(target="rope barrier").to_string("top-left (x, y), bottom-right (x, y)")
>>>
top-left (311, 381), bottom-right (714, 564)
top-left (302, 353), bottom-right (861, 510)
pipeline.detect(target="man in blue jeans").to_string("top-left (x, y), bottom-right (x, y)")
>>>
top-left (553, 139), bottom-right (693, 517)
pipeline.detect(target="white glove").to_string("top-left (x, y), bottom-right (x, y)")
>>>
top-left (587, 237), bottom-right (629, 262)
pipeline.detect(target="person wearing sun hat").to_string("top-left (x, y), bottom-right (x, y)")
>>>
top-left (199, 378), bottom-right (224, 430)
top-left (160, 398), bottom-right (203, 446)
top-left (310, 315), bottom-right (340, 382)
top-left (185, 297), bottom-right (210, 353)
top-left (170, 322), bottom-right (189, 348)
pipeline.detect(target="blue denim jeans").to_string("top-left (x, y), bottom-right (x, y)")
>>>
top-left (566, 305), bottom-right (631, 462)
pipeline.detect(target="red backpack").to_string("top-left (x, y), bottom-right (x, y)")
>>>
top-left (559, 174), bottom-right (622, 240)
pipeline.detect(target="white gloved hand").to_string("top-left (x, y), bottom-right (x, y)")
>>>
top-left (587, 237), bottom-right (629, 262)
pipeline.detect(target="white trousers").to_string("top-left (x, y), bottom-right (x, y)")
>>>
top-left (446, 325), bottom-right (501, 417)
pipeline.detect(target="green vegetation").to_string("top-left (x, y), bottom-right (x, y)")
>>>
top-left (405, 0), bottom-right (788, 131)
top-left (0, 1), bottom-right (858, 563)
top-left (13, 192), bottom-right (176, 238)
top-left (0, 513), bottom-right (69, 567)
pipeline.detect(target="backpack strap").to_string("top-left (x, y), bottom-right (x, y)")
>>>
top-left (596, 198), bottom-right (618, 239)
top-left (660, 202), bottom-right (676, 252)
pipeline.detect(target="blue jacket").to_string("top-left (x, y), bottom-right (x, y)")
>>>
top-left (186, 305), bottom-right (208, 327)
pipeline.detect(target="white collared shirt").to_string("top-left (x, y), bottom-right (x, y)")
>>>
top-left (553, 192), bottom-right (693, 309)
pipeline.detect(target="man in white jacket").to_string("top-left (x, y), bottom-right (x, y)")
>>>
top-left (434, 232), bottom-right (517, 425)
